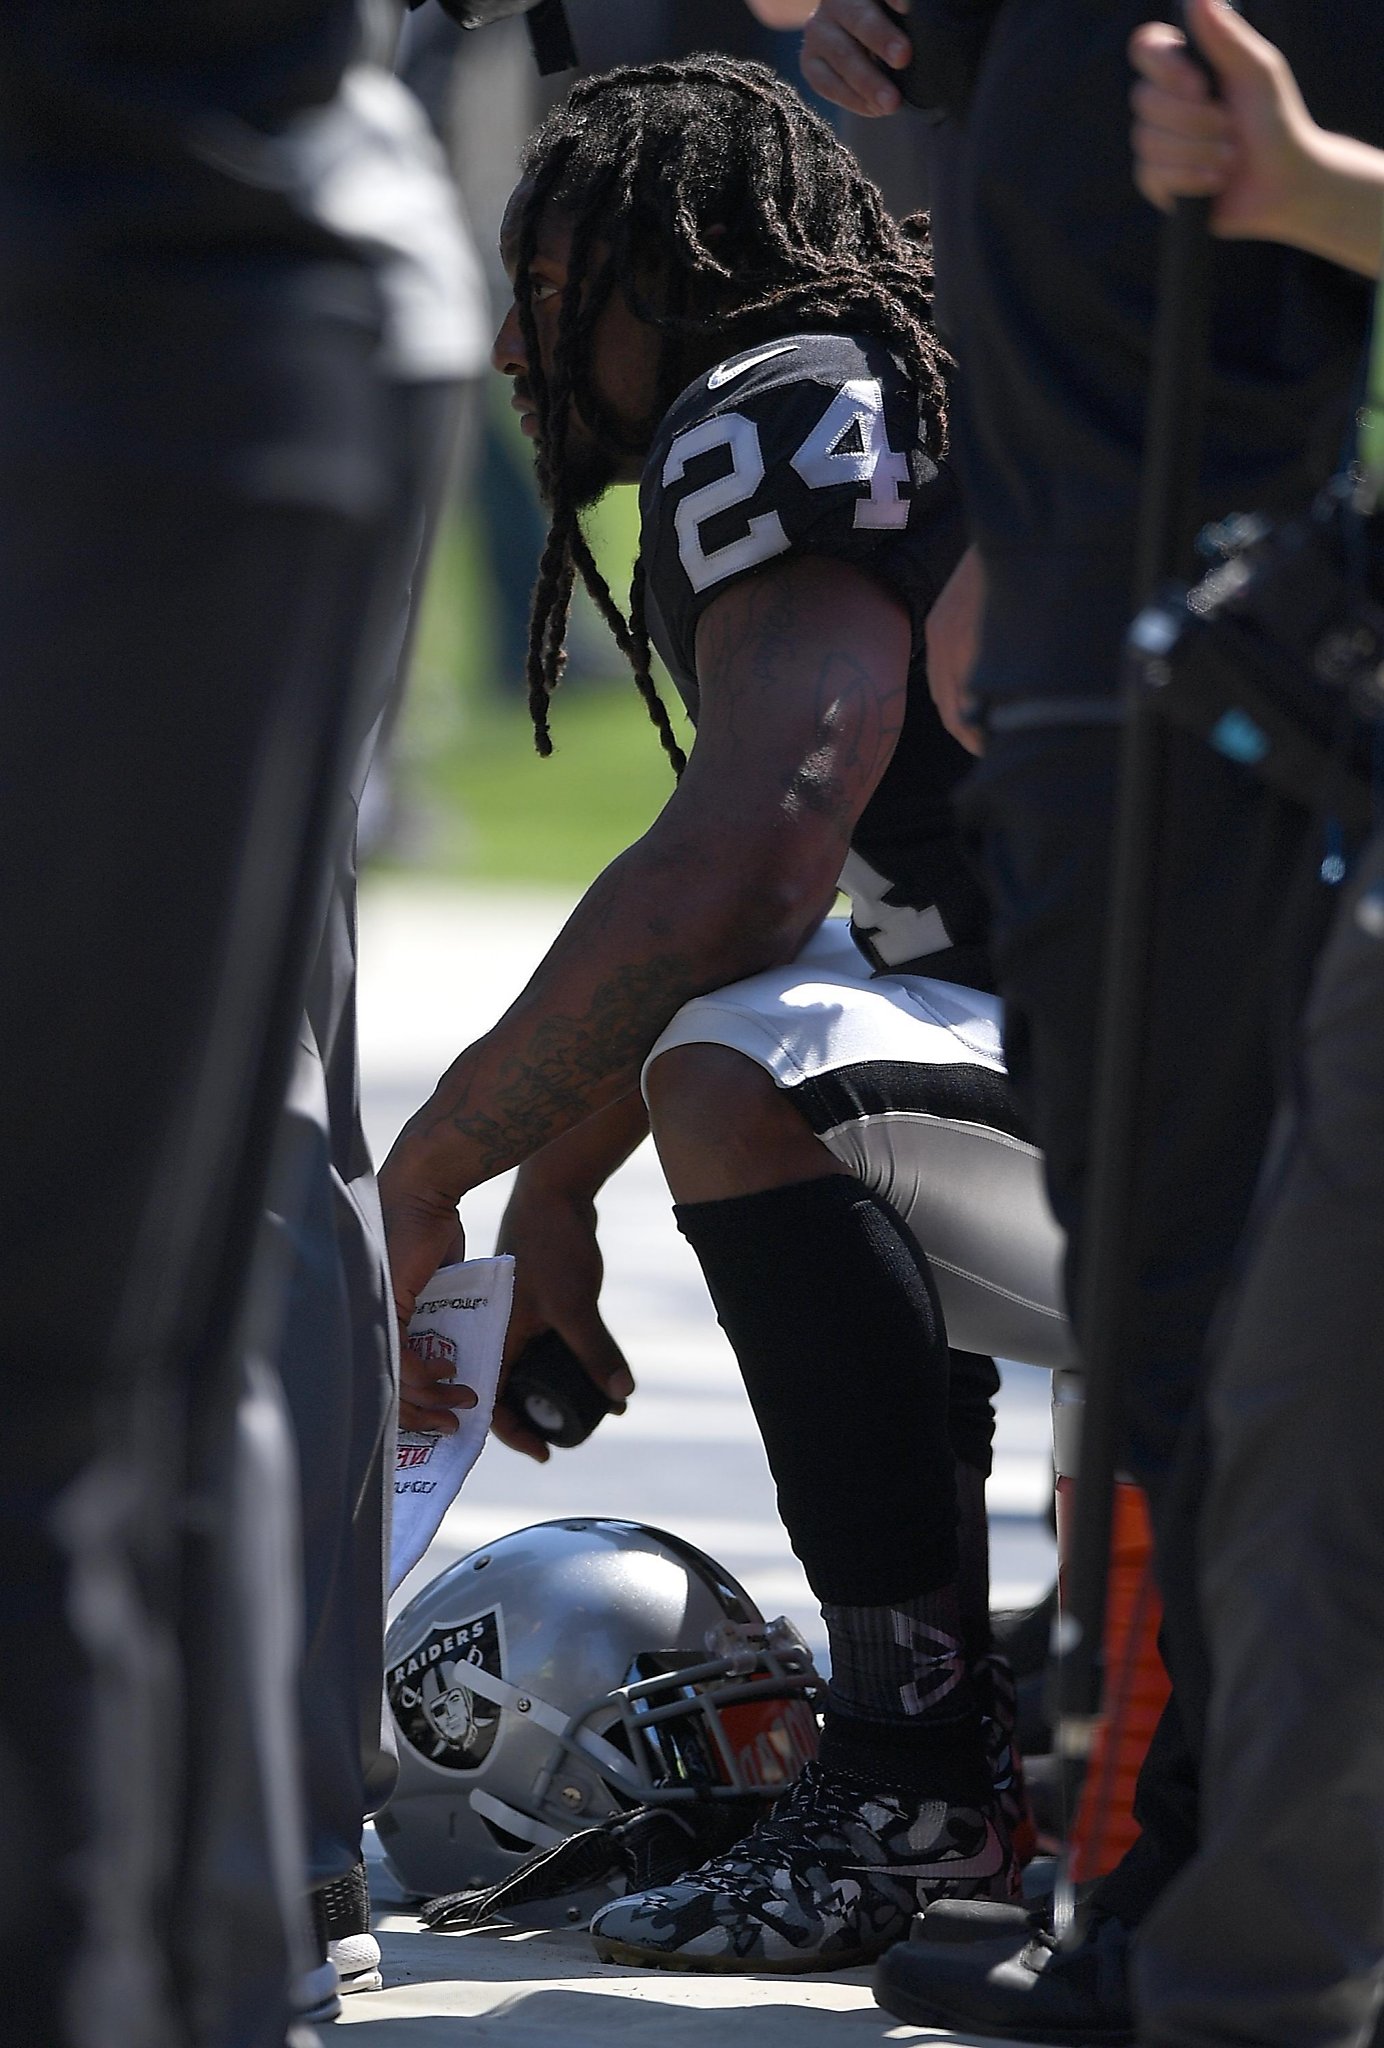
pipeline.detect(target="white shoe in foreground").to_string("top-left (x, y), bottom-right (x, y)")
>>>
top-left (312, 1860), bottom-right (384, 1995)
top-left (329, 1931), bottom-right (383, 1995)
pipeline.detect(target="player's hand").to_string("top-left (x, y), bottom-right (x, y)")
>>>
top-left (925, 543), bottom-right (986, 757)
top-left (1129, 0), bottom-right (1315, 242)
top-left (398, 1331), bottom-right (478, 1435)
top-left (801, 0), bottom-right (913, 118)
top-left (379, 1144), bottom-right (474, 1432)
top-left (493, 1177), bottom-right (635, 1463)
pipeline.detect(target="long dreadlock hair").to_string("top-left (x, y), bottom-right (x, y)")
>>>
top-left (512, 55), bottom-right (952, 773)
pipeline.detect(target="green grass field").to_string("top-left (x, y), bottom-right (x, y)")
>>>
top-left (391, 472), bottom-right (691, 888)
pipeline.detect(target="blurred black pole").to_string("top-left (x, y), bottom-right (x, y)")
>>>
top-left (1051, 183), bottom-right (1217, 1765)
top-left (526, 0), bottom-right (577, 72)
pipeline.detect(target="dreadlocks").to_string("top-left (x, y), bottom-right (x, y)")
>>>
top-left (512, 55), bottom-right (952, 773)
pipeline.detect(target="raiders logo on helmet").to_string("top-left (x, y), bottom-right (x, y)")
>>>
top-left (387, 1609), bottom-right (504, 1773)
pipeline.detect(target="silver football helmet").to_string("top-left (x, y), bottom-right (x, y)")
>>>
top-left (376, 1518), bottom-right (821, 1900)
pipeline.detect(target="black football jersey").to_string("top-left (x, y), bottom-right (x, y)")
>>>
top-left (639, 329), bottom-right (989, 977)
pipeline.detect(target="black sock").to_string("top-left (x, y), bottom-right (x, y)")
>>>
top-left (675, 1174), bottom-right (995, 1801)
top-left (675, 1174), bottom-right (961, 1602)
top-left (818, 1581), bottom-right (990, 1802)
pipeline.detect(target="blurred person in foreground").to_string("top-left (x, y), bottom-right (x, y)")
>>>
top-left (265, 30), bottom-right (484, 2025)
top-left (379, 54), bottom-right (1081, 1971)
top-left (1123, 10), bottom-right (1384, 2044)
top-left (0, 5), bottom-right (475, 2043)
top-left (802, 1), bottom-right (1384, 2041)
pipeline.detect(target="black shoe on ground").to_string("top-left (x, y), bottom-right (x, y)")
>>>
top-left (872, 1907), bottom-right (1135, 2044)
top-left (916, 1896), bottom-right (1039, 1945)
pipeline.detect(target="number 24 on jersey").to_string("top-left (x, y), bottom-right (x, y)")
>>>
top-left (663, 376), bottom-right (932, 595)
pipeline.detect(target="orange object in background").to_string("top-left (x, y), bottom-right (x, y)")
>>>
top-left (1054, 1475), bottom-right (1172, 1881)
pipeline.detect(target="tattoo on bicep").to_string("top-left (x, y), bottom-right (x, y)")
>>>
top-left (785, 645), bottom-right (904, 820)
top-left (426, 953), bottom-right (696, 1177)
top-left (700, 574), bottom-right (907, 826)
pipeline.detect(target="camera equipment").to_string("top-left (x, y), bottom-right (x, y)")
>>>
top-left (498, 1327), bottom-right (618, 1447)
top-left (872, 0), bottom-right (998, 121)
top-left (1129, 480), bottom-right (1383, 834)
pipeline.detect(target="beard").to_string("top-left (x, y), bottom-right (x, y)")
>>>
top-left (534, 385), bottom-right (659, 511)
top-left (534, 418), bottom-right (624, 511)
top-left (559, 435), bottom-right (623, 511)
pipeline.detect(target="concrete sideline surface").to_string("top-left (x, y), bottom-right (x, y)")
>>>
top-left (337, 1909), bottom-right (984, 2046)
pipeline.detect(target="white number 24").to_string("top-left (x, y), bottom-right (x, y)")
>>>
top-left (663, 376), bottom-right (933, 595)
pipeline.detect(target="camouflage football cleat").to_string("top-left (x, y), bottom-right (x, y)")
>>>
top-left (975, 1649), bottom-right (1039, 1868)
top-left (589, 1760), bottom-right (1017, 1973)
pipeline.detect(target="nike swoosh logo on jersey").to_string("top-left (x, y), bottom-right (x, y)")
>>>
top-left (706, 342), bottom-right (799, 389)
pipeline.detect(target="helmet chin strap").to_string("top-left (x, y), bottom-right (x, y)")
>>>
top-left (468, 1787), bottom-right (567, 1850)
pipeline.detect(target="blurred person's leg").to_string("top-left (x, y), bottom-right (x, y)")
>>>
top-left (870, 12), bottom-right (1383, 2033)
top-left (956, 725), bottom-right (1330, 1932)
top-left (936, 0), bottom-right (1382, 1923)
top-left (1134, 829), bottom-right (1384, 2048)
top-left (276, 378), bottom-right (458, 1919)
top-left (274, 1027), bottom-right (397, 1994)
top-left (0, 16), bottom-right (493, 2043)
top-left (0, 251), bottom-right (396, 2047)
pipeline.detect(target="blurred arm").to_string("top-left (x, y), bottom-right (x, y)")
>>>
top-left (1130, 0), bottom-right (1384, 278)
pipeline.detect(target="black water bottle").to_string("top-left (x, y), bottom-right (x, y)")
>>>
top-left (499, 1328), bottom-right (617, 1448)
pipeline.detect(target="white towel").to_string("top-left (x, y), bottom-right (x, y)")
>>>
top-left (389, 1255), bottom-right (514, 1592)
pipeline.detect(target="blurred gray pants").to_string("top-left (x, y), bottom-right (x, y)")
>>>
top-left (272, 376), bottom-right (457, 1891)
top-left (275, 956), bottom-right (400, 1893)
top-left (0, 239), bottom-right (412, 2047)
top-left (1136, 827), bottom-right (1384, 2048)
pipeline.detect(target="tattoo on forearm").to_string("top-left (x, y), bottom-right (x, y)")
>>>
top-left (423, 563), bottom-right (906, 1189)
top-left (425, 951), bottom-right (695, 1178)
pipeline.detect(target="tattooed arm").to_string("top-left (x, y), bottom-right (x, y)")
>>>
top-left (379, 553), bottom-right (911, 1328)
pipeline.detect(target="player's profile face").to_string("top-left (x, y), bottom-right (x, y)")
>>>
top-left (494, 180), bottom-right (662, 505)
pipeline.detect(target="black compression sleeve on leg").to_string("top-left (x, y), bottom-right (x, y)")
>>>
top-left (675, 1174), bottom-right (961, 1606)
top-left (947, 1350), bottom-right (1001, 1474)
